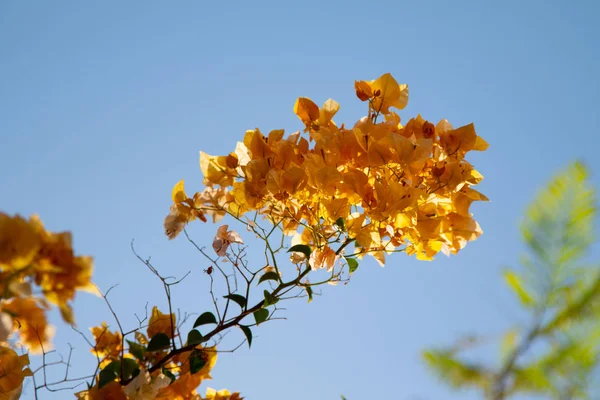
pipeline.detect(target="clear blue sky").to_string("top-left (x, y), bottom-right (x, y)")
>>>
top-left (1, 1), bottom-right (599, 399)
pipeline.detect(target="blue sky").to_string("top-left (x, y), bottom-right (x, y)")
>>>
top-left (1, 1), bottom-right (599, 399)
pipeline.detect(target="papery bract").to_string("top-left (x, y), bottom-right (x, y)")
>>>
top-left (147, 306), bottom-right (176, 339)
top-left (0, 345), bottom-right (32, 400)
top-left (212, 225), bottom-right (243, 257)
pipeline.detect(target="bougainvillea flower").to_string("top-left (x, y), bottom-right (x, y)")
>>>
top-left (205, 388), bottom-right (243, 400)
top-left (0, 345), bottom-right (32, 400)
top-left (166, 73), bottom-right (488, 265)
top-left (1, 297), bottom-right (53, 354)
top-left (123, 369), bottom-right (171, 400)
top-left (212, 225), bottom-right (243, 257)
top-left (90, 322), bottom-right (122, 360)
top-left (147, 306), bottom-right (176, 339)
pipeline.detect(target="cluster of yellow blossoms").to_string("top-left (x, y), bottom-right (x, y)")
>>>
top-left (0, 212), bottom-right (96, 398)
top-left (76, 306), bottom-right (241, 400)
top-left (0, 213), bottom-right (240, 398)
top-left (0, 212), bottom-right (95, 350)
top-left (166, 73), bottom-right (488, 266)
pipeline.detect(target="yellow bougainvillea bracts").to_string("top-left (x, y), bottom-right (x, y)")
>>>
top-left (147, 306), bottom-right (176, 339)
top-left (90, 322), bottom-right (123, 362)
top-left (165, 73), bottom-right (488, 262)
top-left (212, 225), bottom-right (243, 257)
top-left (0, 297), bottom-right (53, 354)
top-left (74, 380), bottom-right (127, 400)
top-left (0, 212), bottom-right (95, 357)
top-left (32, 218), bottom-right (96, 324)
top-left (0, 213), bottom-right (96, 320)
top-left (0, 214), bottom-right (41, 272)
top-left (0, 345), bottom-right (32, 400)
top-left (204, 388), bottom-right (243, 400)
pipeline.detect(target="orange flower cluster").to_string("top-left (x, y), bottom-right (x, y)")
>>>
top-left (166, 73), bottom-right (488, 263)
top-left (0, 213), bottom-right (95, 353)
top-left (77, 307), bottom-right (242, 400)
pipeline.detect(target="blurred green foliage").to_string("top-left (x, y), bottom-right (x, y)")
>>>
top-left (424, 162), bottom-right (600, 399)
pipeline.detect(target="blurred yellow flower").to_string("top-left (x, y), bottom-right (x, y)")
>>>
top-left (32, 222), bottom-right (96, 324)
top-left (90, 322), bottom-right (122, 361)
top-left (205, 387), bottom-right (243, 400)
top-left (1, 297), bottom-right (53, 354)
top-left (147, 306), bottom-right (176, 339)
top-left (0, 345), bottom-right (32, 400)
top-left (0, 213), bottom-right (41, 271)
top-left (74, 380), bottom-right (127, 400)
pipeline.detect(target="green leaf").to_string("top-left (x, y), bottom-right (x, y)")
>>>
top-left (335, 217), bottom-right (346, 231)
top-left (189, 349), bottom-right (207, 374)
top-left (102, 360), bottom-right (121, 374)
top-left (147, 333), bottom-right (171, 352)
top-left (263, 290), bottom-right (279, 307)
top-left (193, 311), bottom-right (218, 328)
top-left (503, 270), bottom-right (534, 306)
top-left (288, 244), bottom-right (312, 259)
top-left (98, 366), bottom-right (118, 388)
top-left (187, 329), bottom-right (204, 345)
top-left (98, 361), bottom-right (120, 388)
top-left (305, 286), bottom-right (313, 303)
top-left (258, 271), bottom-right (281, 285)
top-left (162, 367), bottom-right (176, 383)
top-left (127, 340), bottom-right (146, 361)
top-left (345, 257), bottom-right (359, 274)
top-left (223, 293), bottom-right (247, 309)
top-left (131, 367), bottom-right (141, 380)
top-left (97, 359), bottom-right (139, 387)
top-left (239, 325), bottom-right (253, 348)
top-left (254, 309), bottom-right (269, 325)
top-left (121, 358), bottom-right (140, 379)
